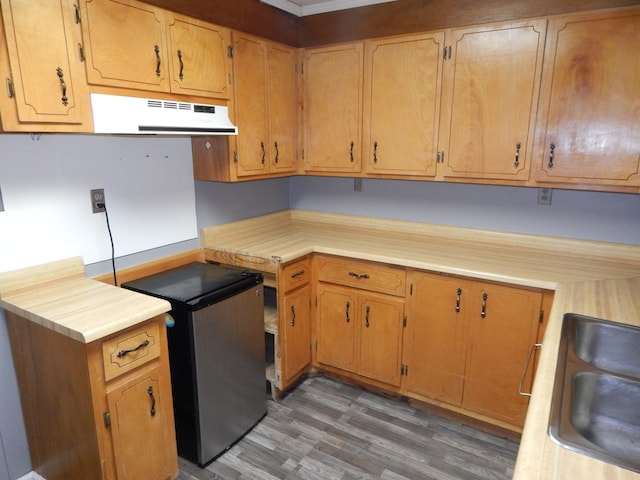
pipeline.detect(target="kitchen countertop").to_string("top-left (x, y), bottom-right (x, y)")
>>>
top-left (202, 209), bottom-right (640, 479)
top-left (0, 256), bottom-right (171, 343)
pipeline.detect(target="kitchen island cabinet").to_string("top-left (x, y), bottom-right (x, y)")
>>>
top-left (0, 0), bottom-right (91, 131)
top-left (0, 258), bottom-right (178, 480)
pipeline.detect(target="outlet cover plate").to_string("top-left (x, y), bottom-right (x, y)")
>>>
top-left (91, 188), bottom-right (106, 213)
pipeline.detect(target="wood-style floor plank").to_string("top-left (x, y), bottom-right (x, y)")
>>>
top-left (177, 376), bottom-right (518, 480)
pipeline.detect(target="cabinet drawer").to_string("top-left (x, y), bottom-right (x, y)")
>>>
top-left (102, 322), bottom-right (161, 381)
top-left (316, 255), bottom-right (406, 296)
top-left (281, 257), bottom-right (311, 292)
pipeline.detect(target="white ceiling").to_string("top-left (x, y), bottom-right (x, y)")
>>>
top-left (261, 0), bottom-right (398, 16)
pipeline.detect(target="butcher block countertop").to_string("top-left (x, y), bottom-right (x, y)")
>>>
top-left (202, 210), bottom-right (640, 480)
top-left (0, 257), bottom-right (170, 343)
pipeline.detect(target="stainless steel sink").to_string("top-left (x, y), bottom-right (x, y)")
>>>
top-left (549, 313), bottom-right (640, 473)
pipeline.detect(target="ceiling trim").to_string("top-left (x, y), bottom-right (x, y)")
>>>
top-left (261, 0), bottom-right (398, 16)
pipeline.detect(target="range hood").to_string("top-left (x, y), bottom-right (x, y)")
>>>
top-left (90, 93), bottom-right (238, 135)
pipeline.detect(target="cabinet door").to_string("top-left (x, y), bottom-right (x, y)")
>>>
top-left (107, 367), bottom-right (176, 480)
top-left (463, 283), bottom-right (541, 427)
top-left (534, 9), bottom-right (640, 186)
top-left (438, 20), bottom-right (546, 181)
top-left (363, 32), bottom-right (444, 177)
top-left (281, 285), bottom-right (311, 383)
top-left (0, 0), bottom-right (89, 127)
top-left (317, 284), bottom-right (358, 372)
top-left (231, 32), bottom-right (270, 177)
top-left (358, 292), bottom-right (404, 386)
top-left (166, 14), bottom-right (231, 98)
top-left (403, 272), bottom-right (466, 404)
top-left (268, 42), bottom-right (298, 174)
top-left (303, 43), bottom-right (363, 174)
top-left (81, 0), bottom-right (170, 92)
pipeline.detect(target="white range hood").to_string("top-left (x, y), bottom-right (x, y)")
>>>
top-left (90, 93), bottom-right (238, 135)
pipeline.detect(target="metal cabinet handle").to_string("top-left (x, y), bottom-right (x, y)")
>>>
top-left (177, 50), bottom-right (184, 80)
top-left (260, 142), bottom-right (266, 165)
top-left (290, 305), bottom-right (296, 326)
top-left (345, 301), bottom-right (350, 323)
top-left (480, 292), bottom-right (488, 318)
top-left (274, 141), bottom-right (279, 164)
top-left (348, 271), bottom-right (370, 279)
top-left (147, 386), bottom-right (156, 416)
top-left (73, 3), bottom-right (81, 23)
top-left (519, 343), bottom-right (543, 397)
top-left (117, 339), bottom-right (150, 358)
top-left (154, 45), bottom-right (161, 77)
top-left (514, 142), bottom-right (521, 168)
top-left (290, 269), bottom-right (305, 278)
top-left (373, 141), bottom-right (378, 164)
top-left (547, 143), bottom-right (555, 169)
top-left (455, 288), bottom-right (462, 313)
top-left (56, 67), bottom-right (68, 106)
top-left (350, 141), bottom-right (354, 162)
top-left (365, 305), bottom-right (370, 328)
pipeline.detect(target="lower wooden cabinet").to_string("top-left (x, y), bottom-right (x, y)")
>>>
top-left (7, 313), bottom-right (178, 480)
top-left (316, 283), bottom-right (405, 387)
top-left (403, 271), bottom-right (542, 428)
top-left (281, 284), bottom-right (312, 384)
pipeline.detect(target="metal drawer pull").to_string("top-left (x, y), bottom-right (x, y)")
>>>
top-left (261, 141), bottom-right (266, 164)
top-left (345, 301), bottom-right (350, 323)
top-left (547, 143), bottom-right (555, 169)
top-left (455, 287), bottom-right (462, 313)
top-left (274, 141), bottom-right (279, 164)
top-left (290, 269), bottom-right (306, 278)
top-left (519, 343), bottom-right (543, 397)
top-left (480, 293), bottom-right (488, 318)
top-left (290, 305), bottom-right (296, 327)
top-left (365, 305), bottom-right (370, 328)
top-left (177, 50), bottom-right (184, 80)
top-left (348, 271), bottom-right (370, 279)
top-left (514, 142), bottom-right (521, 168)
top-left (350, 141), bottom-right (354, 162)
top-left (147, 386), bottom-right (156, 416)
top-left (373, 141), bottom-right (378, 163)
top-left (56, 67), bottom-right (68, 106)
top-left (117, 339), bottom-right (150, 358)
top-left (154, 45), bottom-right (161, 76)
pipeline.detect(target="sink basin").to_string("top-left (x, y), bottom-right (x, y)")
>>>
top-left (574, 316), bottom-right (640, 378)
top-left (549, 313), bottom-right (640, 473)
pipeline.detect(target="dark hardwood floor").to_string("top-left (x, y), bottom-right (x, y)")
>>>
top-left (177, 376), bottom-right (519, 480)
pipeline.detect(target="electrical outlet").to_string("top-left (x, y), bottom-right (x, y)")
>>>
top-left (354, 178), bottom-right (362, 192)
top-left (537, 188), bottom-right (553, 205)
top-left (0, 185), bottom-right (4, 212)
top-left (90, 188), bottom-right (106, 213)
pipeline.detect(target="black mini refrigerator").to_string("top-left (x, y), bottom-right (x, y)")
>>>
top-left (122, 262), bottom-right (266, 467)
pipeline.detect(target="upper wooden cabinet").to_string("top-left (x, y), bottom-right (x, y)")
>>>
top-left (80, 0), bottom-right (231, 99)
top-left (363, 32), bottom-right (444, 177)
top-left (166, 13), bottom-right (232, 98)
top-left (534, 9), bottom-right (640, 188)
top-left (0, 0), bottom-right (92, 131)
top-left (302, 42), bottom-right (363, 174)
top-left (437, 20), bottom-right (547, 182)
top-left (230, 32), bottom-right (298, 178)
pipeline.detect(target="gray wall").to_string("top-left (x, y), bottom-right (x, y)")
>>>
top-left (289, 176), bottom-right (640, 245)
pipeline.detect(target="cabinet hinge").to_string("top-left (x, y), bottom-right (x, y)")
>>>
top-left (401, 364), bottom-right (408, 376)
top-left (103, 412), bottom-right (111, 427)
top-left (78, 43), bottom-right (85, 62)
top-left (436, 151), bottom-right (445, 163)
top-left (302, 149), bottom-right (305, 160)
top-left (403, 316), bottom-right (407, 328)
top-left (443, 45), bottom-right (451, 60)
top-left (227, 45), bottom-right (234, 58)
top-left (539, 309), bottom-right (544, 324)
top-left (233, 151), bottom-right (238, 163)
top-left (6, 78), bottom-right (15, 98)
